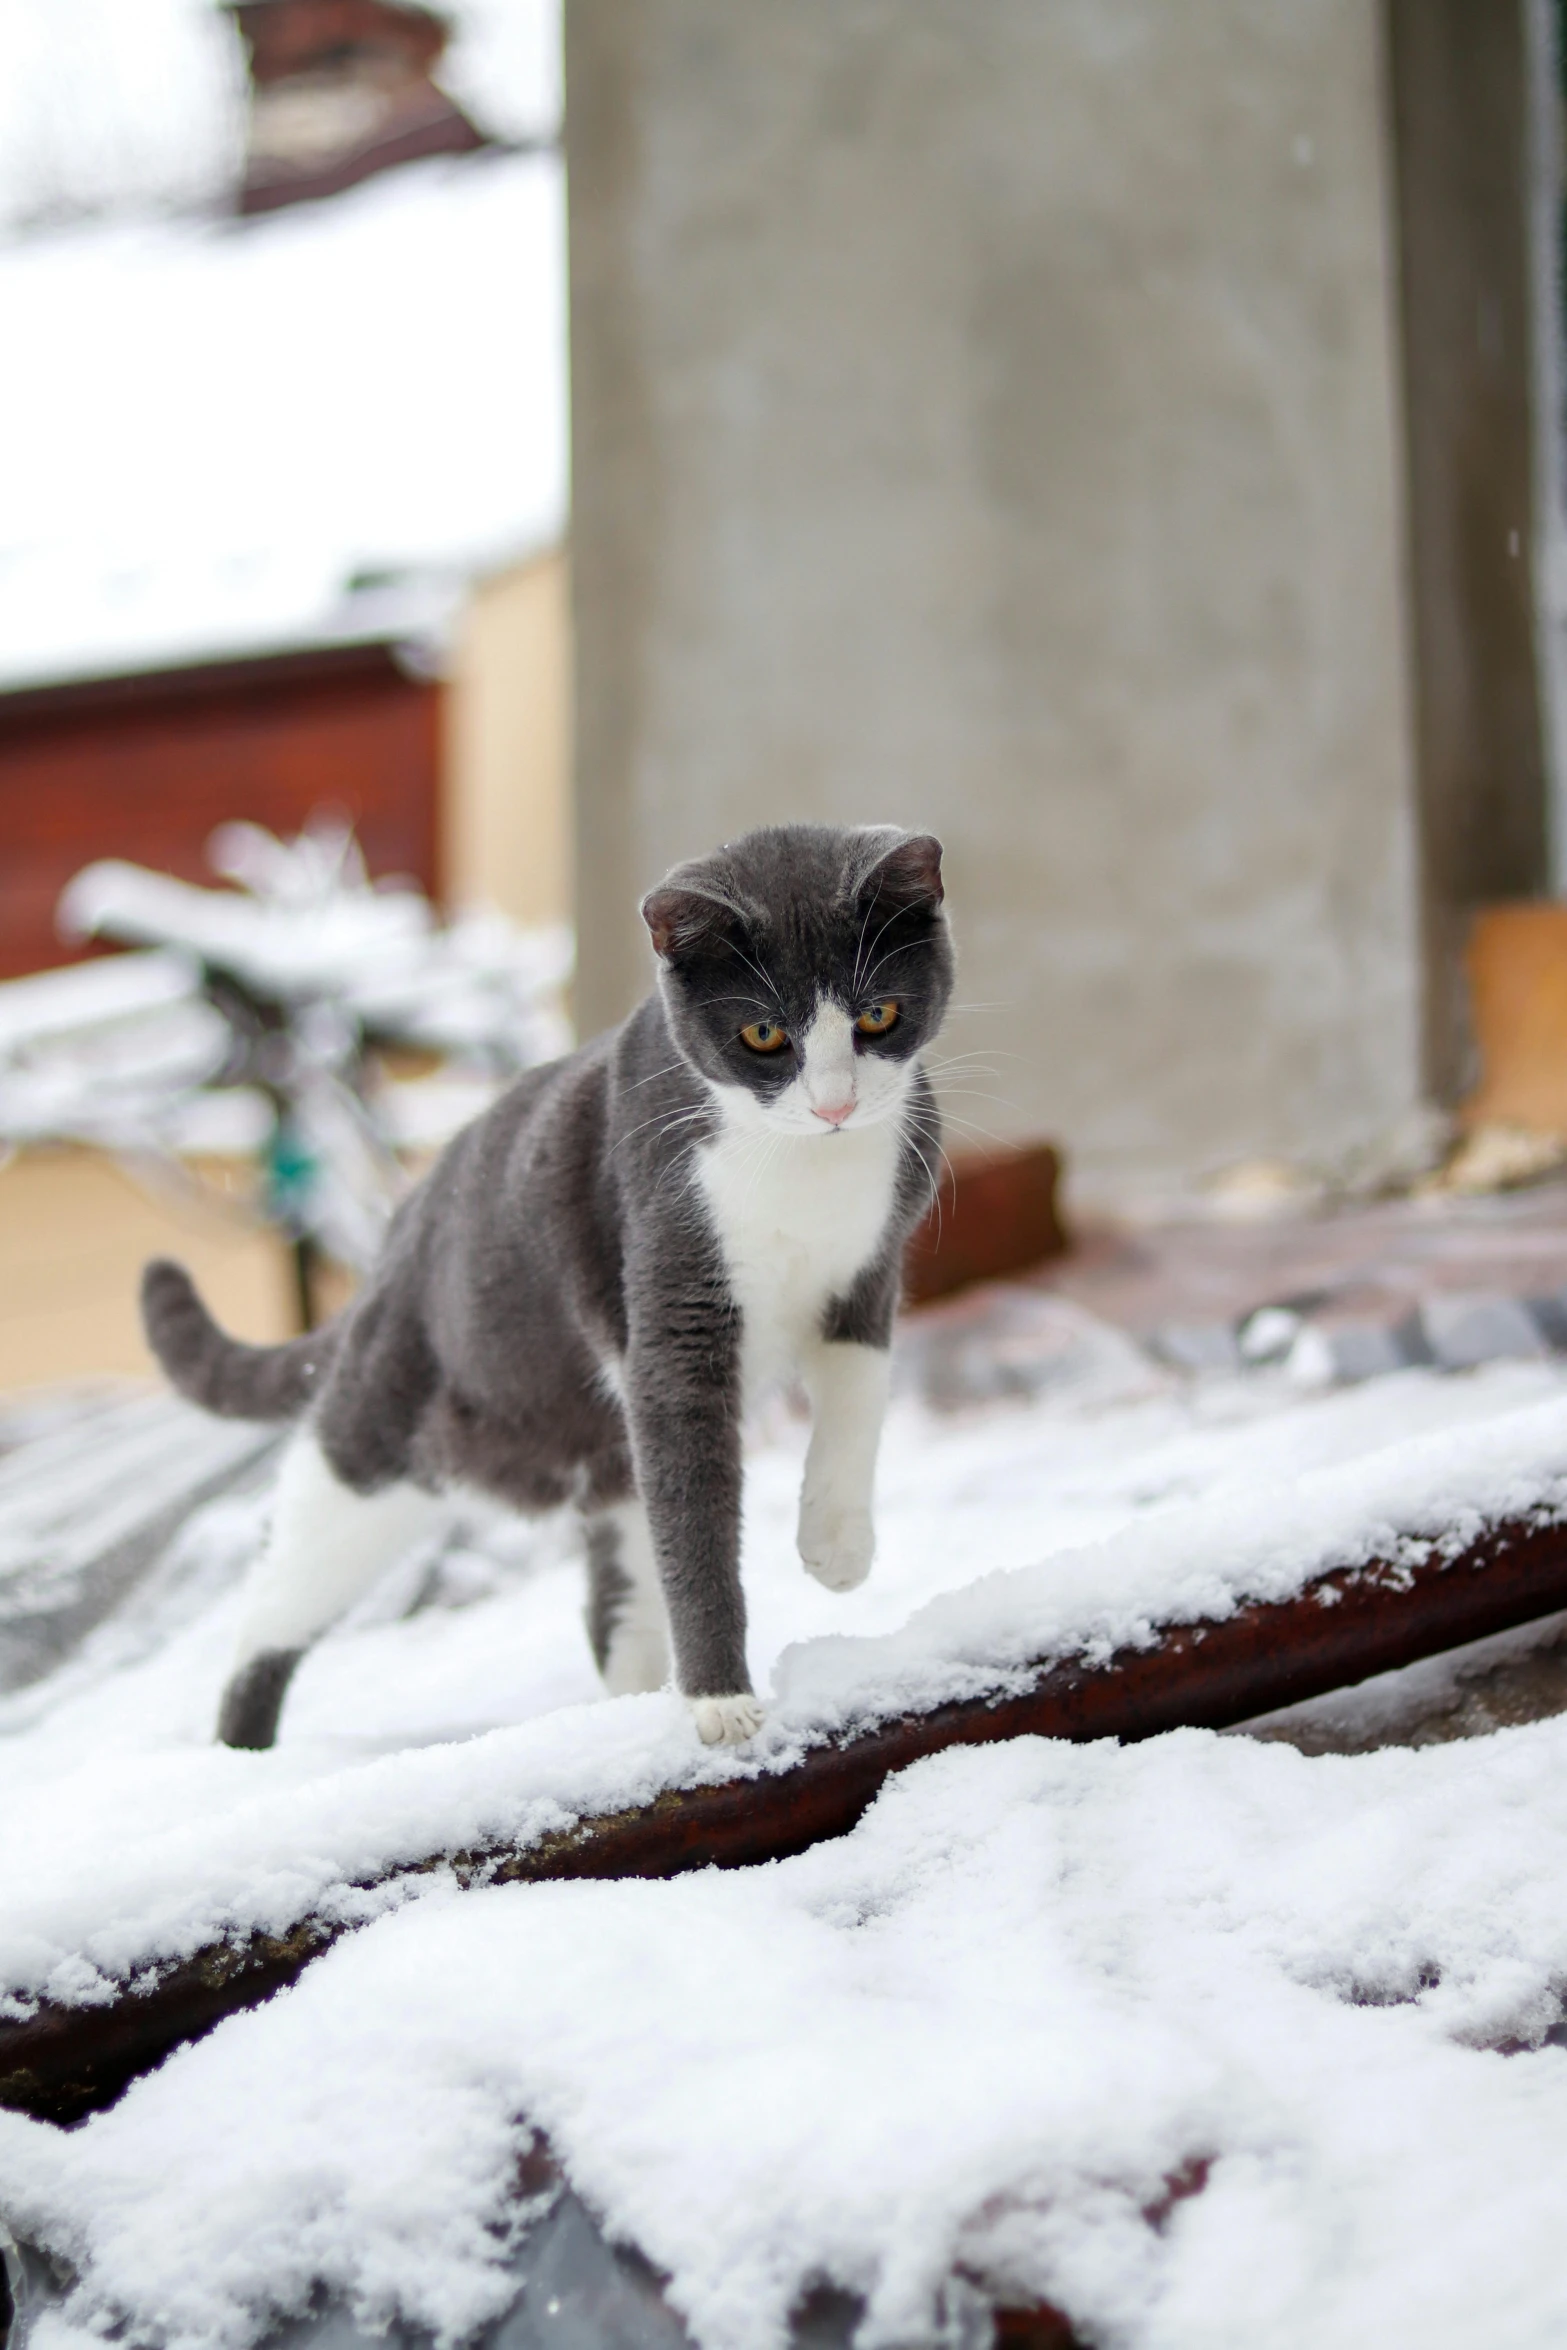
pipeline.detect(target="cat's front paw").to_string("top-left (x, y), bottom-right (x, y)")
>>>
top-left (691, 1693), bottom-right (766, 1746)
top-left (797, 1498), bottom-right (875, 1593)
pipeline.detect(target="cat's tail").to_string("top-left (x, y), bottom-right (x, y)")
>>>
top-left (140, 1259), bottom-right (340, 1422)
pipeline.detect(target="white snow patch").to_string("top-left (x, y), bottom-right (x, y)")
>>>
top-left (7, 1355), bottom-right (1567, 2345)
top-left (0, 1360), bottom-right (1565, 2006)
top-left (8, 1727), bottom-right (1567, 2349)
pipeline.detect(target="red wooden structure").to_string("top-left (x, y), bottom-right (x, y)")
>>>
top-left (0, 642), bottom-right (442, 981)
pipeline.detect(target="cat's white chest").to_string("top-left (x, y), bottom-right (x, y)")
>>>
top-left (695, 1116), bottom-right (902, 1399)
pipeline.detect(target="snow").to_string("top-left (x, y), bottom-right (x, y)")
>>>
top-left (0, 145), bottom-right (566, 693)
top-left (0, 0), bottom-right (560, 233)
top-left (0, 0), bottom-right (246, 231)
top-left (0, 1386), bottom-right (276, 1694)
top-left (0, 836), bottom-right (570, 1208)
top-left (58, 856), bottom-right (571, 1049)
top-left (0, 950), bottom-right (235, 1149)
top-left (6, 1349), bottom-right (1567, 2010)
top-left (0, 951), bottom-right (195, 1055)
top-left (9, 1338), bottom-right (1567, 2346)
top-left (13, 1730), bottom-right (1567, 2349)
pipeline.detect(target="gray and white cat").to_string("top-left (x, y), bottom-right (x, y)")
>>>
top-left (142, 823), bottom-right (953, 1750)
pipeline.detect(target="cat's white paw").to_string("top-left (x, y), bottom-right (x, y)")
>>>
top-left (797, 1499), bottom-right (875, 1593)
top-left (691, 1693), bottom-right (766, 1746)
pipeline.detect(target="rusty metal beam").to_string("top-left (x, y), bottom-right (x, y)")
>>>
top-left (7, 1508), bottom-right (1567, 2125)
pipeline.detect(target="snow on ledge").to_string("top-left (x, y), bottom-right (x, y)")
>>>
top-left (6, 1390), bottom-right (1567, 2014)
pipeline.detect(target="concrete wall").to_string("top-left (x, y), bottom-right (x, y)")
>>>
top-left (567, 0), bottom-right (1425, 1200)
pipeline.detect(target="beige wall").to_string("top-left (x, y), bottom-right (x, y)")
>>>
top-left (443, 548), bottom-right (573, 928)
top-left (0, 1150), bottom-right (294, 1393)
top-left (567, 0), bottom-right (1425, 1203)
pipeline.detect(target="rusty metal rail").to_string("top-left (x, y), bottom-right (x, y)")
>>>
top-left (8, 1507), bottom-right (1567, 2126)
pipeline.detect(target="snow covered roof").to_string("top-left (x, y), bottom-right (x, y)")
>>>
top-left (0, 144), bottom-right (566, 696)
top-left (9, 1347), bottom-right (1567, 2343)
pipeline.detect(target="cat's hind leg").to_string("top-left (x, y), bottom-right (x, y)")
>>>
top-left (582, 1498), bottom-right (672, 1697)
top-left (218, 1429), bottom-right (446, 1748)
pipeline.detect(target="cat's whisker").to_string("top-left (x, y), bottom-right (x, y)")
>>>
top-left (855, 936), bottom-right (934, 997)
top-left (919, 1099), bottom-right (1004, 1136)
top-left (899, 1112), bottom-right (955, 1245)
top-left (859, 919), bottom-right (943, 977)
top-left (721, 935), bottom-right (786, 1010)
top-left (908, 1161), bottom-right (947, 1250)
top-left (924, 1065), bottom-right (1009, 1089)
top-left (923, 1050), bottom-right (1014, 1073)
top-left (902, 1104), bottom-right (954, 1167)
top-left (610, 1105), bottom-right (704, 1152)
top-left (853, 904), bottom-right (917, 999)
top-left (610, 1104), bottom-right (709, 1158)
top-left (905, 1103), bottom-right (969, 1170)
top-left (927, 1086), bottom-right (1022, 1115)
top-left (850, 897), bottom-right (876, 996)
top-left (852, 899), bottom-right (915, 998)
top-left (620, 1058), bottom-right (694, 1093)
top-left (926, 1111), bottom-right (1016, 1159)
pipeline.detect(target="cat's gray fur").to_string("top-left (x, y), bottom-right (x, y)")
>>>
top-left (143, 823), bottom-right (952, 1748)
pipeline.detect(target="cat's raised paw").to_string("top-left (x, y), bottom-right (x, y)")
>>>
top-left (798, 1501), bottom-right (875, 1593)
top-left (691, 1693), bottom-right (766, 1746)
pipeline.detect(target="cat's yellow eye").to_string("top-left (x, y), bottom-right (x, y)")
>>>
top-left (740, 1018), bottom-right (790, 1053)
top-left (855, 1000), bottom-right (900, 1036)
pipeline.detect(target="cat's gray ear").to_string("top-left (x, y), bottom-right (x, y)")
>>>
top-left (641, 879), bottom-right (733, 963)
top-left (858, 831), bottom-right (944, 910)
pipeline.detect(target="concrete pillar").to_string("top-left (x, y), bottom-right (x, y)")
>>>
top-left (567, 0), bottom-right (1426, 1200)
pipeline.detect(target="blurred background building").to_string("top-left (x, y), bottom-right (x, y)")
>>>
top-left (5, 0), bottom-right (1567, 1389)
top-left (0, 0), bottom-right (570, 973)
top-left (0, 0), bottom-right (572, 1381)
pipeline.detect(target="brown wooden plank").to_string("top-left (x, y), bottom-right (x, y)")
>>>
top-left (1461, 902), bottom-right (1567, 1137)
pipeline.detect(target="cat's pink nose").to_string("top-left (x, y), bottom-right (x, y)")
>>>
top-left (811, 1100), bottom-right (855, 1127)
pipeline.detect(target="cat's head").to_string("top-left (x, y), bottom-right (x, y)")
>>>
top-left (641, 824), bottom-right (954, 1135)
